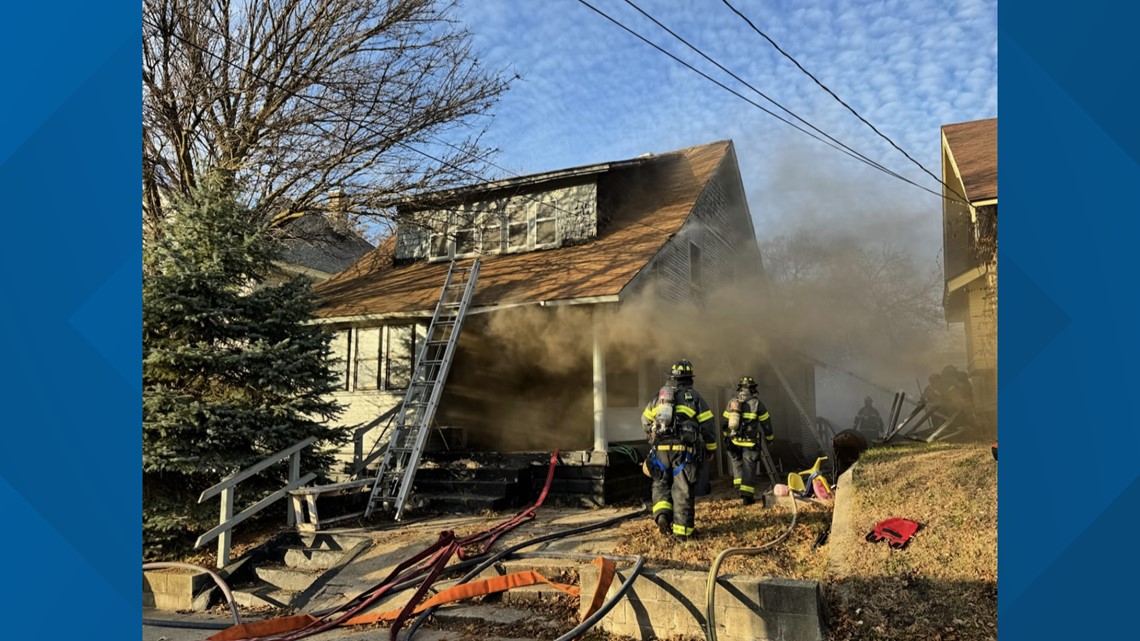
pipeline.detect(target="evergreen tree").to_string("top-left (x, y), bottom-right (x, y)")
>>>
top-left (143, 174), bottom-right (346, 558)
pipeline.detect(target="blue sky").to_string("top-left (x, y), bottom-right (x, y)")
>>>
top-left (455, 0), bottom-right (997, 263)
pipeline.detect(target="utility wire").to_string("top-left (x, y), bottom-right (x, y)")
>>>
top-left (619, 0), bottom-right (931, 195)
top-left (577, 0), bottom-right (964, 205)
top-left (719, 0), bottom-right (973, 205)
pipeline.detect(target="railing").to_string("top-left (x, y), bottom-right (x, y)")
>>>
top-left (195, 436), bottom-right (319, 568)
top-left (349, 406), bottom-right (399, 479)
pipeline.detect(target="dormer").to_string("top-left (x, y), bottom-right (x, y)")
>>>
top-left (392, 162), bottom-right (627, 262)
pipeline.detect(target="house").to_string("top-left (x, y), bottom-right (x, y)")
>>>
top-left (941, 118), bottom-right (997, 435)
top-left (264, 192), bottom-right (375, 286)
top-left (313, 140), bottom-right (818, 504)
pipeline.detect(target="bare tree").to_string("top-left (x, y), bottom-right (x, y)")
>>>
top-left (760, 230), bottom-right (945, 366)
top-left (142, 0), bottom-right (511, 241)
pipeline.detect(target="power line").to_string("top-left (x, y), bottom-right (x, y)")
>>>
top-left (718, 0), bottom-right (973, 206)
top-left (576, 0), bottom-right (963, 205)
top-left (618, 0), bottom-right (932, 196)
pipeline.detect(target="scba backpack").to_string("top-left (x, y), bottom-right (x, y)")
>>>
top-left (650, 386), bottom-right (699, 444)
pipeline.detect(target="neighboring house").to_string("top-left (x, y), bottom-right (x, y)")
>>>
top-left (941, 118), bottom-right (997, 434)
top-left (313, 141), bottom-right (818, 498)
top-left (265, 206), bottom-right (375, 286)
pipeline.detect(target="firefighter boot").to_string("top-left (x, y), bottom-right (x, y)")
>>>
top-left (742, 495), bottom-right (755, 506)
top-left (655, 513), bottom-right (673, 535)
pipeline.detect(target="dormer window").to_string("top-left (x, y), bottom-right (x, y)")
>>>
top-left (534, 203), bottom-right (558, 248)
top-left (396, 180), bottom-right (597, 262)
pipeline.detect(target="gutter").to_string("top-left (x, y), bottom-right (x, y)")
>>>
top-left (315, 294), bottom-right (621, 325)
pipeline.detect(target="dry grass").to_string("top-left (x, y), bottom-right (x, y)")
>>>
top-left (612, 492), bottom-right (832, 579)
top-left (826, 443), bottom-right (997, 641)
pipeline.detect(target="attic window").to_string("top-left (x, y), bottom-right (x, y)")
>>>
top-left (507, 205), bottom-right (528, 251)
top-left (535, 203), bottom-right (558, 247)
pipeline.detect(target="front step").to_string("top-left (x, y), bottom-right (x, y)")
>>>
top-left (283, 547), bottom-right (348, 570)
top-left (255, 566), bottom-right (322, 592)
top-left (232, 584), bottom-right (296, 610)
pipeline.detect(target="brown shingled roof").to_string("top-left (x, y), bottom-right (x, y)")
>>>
top-left (315, 140), bottom-right (732, 319)
top-left (943, 118), bottom-right (997, 203)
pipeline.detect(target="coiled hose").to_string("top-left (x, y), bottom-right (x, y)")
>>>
top-left (703, 495), bottom-right (799, 641)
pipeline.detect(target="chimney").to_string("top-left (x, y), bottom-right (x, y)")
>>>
top-left (328, 188), bottom-right (350, 234)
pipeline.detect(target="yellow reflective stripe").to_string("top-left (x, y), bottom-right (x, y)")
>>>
top-left (722, 410), bottom-right (732, 419)
top-left (653, 501), bottom-right (673, 514)
top-left (731, 439), bottom-right (756, 447)
top-left (733, 478), bottom-right (742, 485)
top-left (740, 485), bottom-right (755, 495)
top-left (672, 523), bottom-right (694, 536)
top-left (765, 434), bottom-right (775, 441)
top-left (705, 442), bottom-right (717, 451)
top-left (642, 408), bottom-right (656, 421)
top-left (757, 412), bottom-right (770, 421)
top-left (657, 444), bottom-right (692, 451)
top-left (676, 405), bottom-right (696, 417)
top-left (697, 410), bottom-right (714, 422)
top-left (742, 412), bottom-right (758, 419)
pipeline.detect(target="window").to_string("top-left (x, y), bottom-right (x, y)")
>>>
top-left (353, 327), bottom-right (381, 390)
top-left (506, 203), bottom-right (529, 252)
top-left (386, 325), bottom-right (415, 390)
top-left (534, 203), bottom-right (558, 247)
top-left (330, 330), bottom-right (351, 391)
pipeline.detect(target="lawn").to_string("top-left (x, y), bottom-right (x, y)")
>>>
top-left (825, 443), bottom-right (997, 641)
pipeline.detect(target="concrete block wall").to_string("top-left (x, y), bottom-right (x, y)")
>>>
top-left (580, 564), bottom-right (825, 641)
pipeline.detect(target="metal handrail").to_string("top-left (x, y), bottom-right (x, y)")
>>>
top-left (195, 436), bottom-right (319, 568)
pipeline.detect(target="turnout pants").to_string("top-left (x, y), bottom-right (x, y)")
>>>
top-left (727, 442), bottom-right (761, 498)
top-left (649, 444), bottom-right (700, 537)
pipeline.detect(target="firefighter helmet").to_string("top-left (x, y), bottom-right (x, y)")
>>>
top-left (669, 359), bottom-right (695, 380)
top-left (738, 375), bottom-right (758, 391)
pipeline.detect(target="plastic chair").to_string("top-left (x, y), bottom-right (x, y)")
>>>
top-left (787, 456), bottom-right (831, 497)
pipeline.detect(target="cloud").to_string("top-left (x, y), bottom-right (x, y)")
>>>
top-left (454, 0), bottom-right (997, 253)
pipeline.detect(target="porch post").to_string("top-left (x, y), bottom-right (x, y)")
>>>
top-left (592, 310), bottom-right (608, 453)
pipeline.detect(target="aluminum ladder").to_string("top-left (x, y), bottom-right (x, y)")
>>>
top-left (364, 259), bottom-right (481, 520)
top-left (757, 438), bottom-right (781, 486)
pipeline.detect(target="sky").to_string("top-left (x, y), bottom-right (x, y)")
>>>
top-left (454, 0), bottom-right (997, 266)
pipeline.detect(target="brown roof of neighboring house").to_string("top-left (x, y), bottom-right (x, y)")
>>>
top-left (943, 118), bottom-right (997, 203)
top-left (315, 140), bottom-right (732, 319)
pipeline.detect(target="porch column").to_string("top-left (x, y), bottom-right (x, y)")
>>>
top-left (592, 311), bottom-right (608, 453)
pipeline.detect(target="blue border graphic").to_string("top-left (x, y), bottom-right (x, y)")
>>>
top-left (0, 4), bottom-right (141, 640)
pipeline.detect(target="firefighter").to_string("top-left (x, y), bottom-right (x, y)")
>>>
top-left (853, 396), bottom-right (884, 442)
top-left (641, 359), bottom-right (717, 540)
top-left (722, 375), bottom-right (774, 505)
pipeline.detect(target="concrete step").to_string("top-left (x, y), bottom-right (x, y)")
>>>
top-left (232, 584), bottom-right (296, 610)
top-left (298, 531), bottom-right (371, 551)
top-left (254, 566), bottom-right (322, 592)
top-left (283, 547), bottom-right (345, 570)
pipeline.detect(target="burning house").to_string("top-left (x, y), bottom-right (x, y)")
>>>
top-left (312, 141), bottom-right (819, 509)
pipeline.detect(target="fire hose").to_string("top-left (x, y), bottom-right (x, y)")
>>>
top-left (703, 494), bottom-right (799, 641)
top-left (403, 505), bottom-right (648, 640)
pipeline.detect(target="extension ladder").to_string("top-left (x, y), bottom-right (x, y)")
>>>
top-left (757, 438), bottom-right (781, 486)
top-left (364, 259), bottom-right (481, 520)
